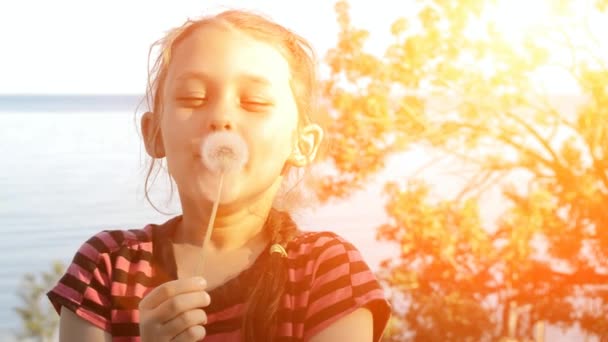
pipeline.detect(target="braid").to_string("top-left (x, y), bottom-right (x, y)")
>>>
top-left (242, 208), bottom-right (300, 341)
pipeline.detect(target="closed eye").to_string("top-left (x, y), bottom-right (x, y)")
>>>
top-left (241, 99), bottom-right (272, 111)
top-left (176, 97), bottom-right (206, 107)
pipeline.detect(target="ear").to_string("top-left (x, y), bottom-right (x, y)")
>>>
top-left (287, 123), bottom-right (324, 167)
top-left (141, 111), bottom-right (165, 158)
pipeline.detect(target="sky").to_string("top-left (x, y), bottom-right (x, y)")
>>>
top-left (2, 0), bottom-right (606, 95)
top-left (0, 0), bottom-right (404, 94)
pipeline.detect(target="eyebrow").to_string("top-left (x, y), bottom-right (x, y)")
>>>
top-left (174, 71), bottom-right (272, 87)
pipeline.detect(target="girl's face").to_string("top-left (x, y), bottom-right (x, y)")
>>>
top-left (156, 23), bottom-right (301, 206)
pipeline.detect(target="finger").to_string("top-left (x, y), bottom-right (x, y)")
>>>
top-left (163, 309), bottom-right (207, 338)
top-left (171, 325), bottom-right (206, 342)
top-left (157, 291), bottom-right (211, 323)
top-left (140, 277), bottom-right (207, 310)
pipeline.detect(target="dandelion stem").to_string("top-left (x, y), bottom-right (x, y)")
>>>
top-left (199, 172), bottom-right (224, 275)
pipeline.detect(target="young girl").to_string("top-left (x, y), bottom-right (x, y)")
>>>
top-left (47, 9), bottom-right (391, 342)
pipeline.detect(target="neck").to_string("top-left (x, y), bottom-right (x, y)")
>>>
top-left (174, 179), bottom-right (282, 251)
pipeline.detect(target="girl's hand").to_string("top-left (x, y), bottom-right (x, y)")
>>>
top-left (138, 277), bottom-right (211, 341)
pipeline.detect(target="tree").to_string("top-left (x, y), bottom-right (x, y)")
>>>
top-left (319, 0), bottom-right (608, 340)
top-left (14, 261), bottom-right (65, 342)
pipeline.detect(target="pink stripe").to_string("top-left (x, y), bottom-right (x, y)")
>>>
top-left (83, 287), bottom-right (106, 307)
top-left (138, 240), bottom-right (154, 253)
top-left (111, 281), bottom-right (153, 298)
top-left (114, 337), bottom-right (140, 342)
top-left (66, 262), bottom-right (92, 282)
top-left (312, 263), bottom-right (350, 289)
top-left (207, 303), bottom-right (245, 323)
top-left (288, 294), bottom-right (309, 311)
top-left (204, 330), bottom-right (241, 341)
top-left (287, 242), bottom-right (348, 282)
top-left (96, 231), bottom-right (119, 250)
top-left (347, 249), bottom-right (364, 262)
top-left (306, 285), bottom-right (353, 319)
top-left (294, 234), bottom-right (336, 252)
top-left (92, 266), bottom-right (110, 287)
top-left (115, 255), bottom-right (153, 277)
top-left (100, 254), bottom-right (114, 280)
top-left (283, 270), bottom-right (378, 312)
top-left (74, 306), bottom-right (110, 331)
top-left (112, 309), bottom-right (140, 323)
top-left (277, 321), bottom-right (305, 338)
top-left (317, 242), bottom-right (347, 259)
top-left (126, 228), bottom-right (152, 242)
top-left (352, 269), bottom-right (374, 286)
top-left (78, 242), bottom-right (100, 262)
top-left (282, 263), bottom-right (352, 310)
top-left (53, 283), bottom-right (83, 303)
top-left (285, 288), bottom-right (310, 311)
top-left (288, 259), bottom-right (316, 285)
top-left (355, 288), bottom-right (385, 305)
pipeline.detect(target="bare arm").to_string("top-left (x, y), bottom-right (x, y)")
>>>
top-left (59, 309), bottom-right (112, 342)
top-left (308, 308), bottom-right (374, 342)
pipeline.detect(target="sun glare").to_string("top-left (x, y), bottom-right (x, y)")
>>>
top-left (471, 0), bottom-right (598, 93)
top-left (486, 0), bottom-right (554, 44)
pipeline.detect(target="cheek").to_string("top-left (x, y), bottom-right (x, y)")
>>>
top-left (248, 131), bottom-right (292, 172)
top-left (159, 116), bottom-right (195, 171)
top-left (161, 112), bottom-right (193, 146)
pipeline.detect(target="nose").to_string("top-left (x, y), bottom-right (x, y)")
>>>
top-left (209, 118), bottom-right (233, 131)
top-left (205, 95), bottom-right (235, 131)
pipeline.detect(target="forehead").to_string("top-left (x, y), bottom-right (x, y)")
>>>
top-left (166, 23), bottom-right (292, 88)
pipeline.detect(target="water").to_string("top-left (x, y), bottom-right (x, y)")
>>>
top-left (0, 95), bottom-right (397, 339)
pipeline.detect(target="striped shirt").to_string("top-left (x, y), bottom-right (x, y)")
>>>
top-left (47, 216), bottom-right (391, 341)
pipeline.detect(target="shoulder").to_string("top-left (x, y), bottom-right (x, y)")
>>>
top-left (284, 230), bottom-right (372, 286)
top-left (75, 225), bottom-right (155, 262)
top-left (47, 221), bottom-right (168, 324)
top-left (76, 214), bottom-right (182, 259)
top-left (287, 231), bottom-right (356, 256)
top-left (284, 231), bottom-right (392, 341)
top-left (286, 230), bottom-right (362, 267)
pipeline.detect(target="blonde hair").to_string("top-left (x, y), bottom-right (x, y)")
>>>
top-left (141, 9), bottom-right (322, 341)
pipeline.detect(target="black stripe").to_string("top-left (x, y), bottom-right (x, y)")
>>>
top-left (96, 256), bottom-right (108, 277)
top-left (352, 279), bottom-right (380, 298)
top-left (315, 253), bottom-right (350, 279)
top-left (108, 230), bottom-right (126, 246)
top-left (206, 290), bottom-right (248, 315)
top-left (113, 268), bottom-right (156, 287)
top-left (276, 336), bottom-right (300, 342)
top-left (290, 239), bottom-right (346, 269)
top-left (114, 245), bottom-right (154, 264)
top-left (89, 274), bottom-right (111, 299)
top-left (47, 291), bottom-right (77, 312)
top-left (205, 316), bottom-right (242, 335)
top-left (350, 260), bottom-right (369, 273)
top-left (73, 252), bottom-right (97, 274)
top-left (283, 241), bottom-right (367, 296)
top-left (281, 277), bottom-right (379, 326)
top-left (86, 235), bottom-right (111, 255)
top-left (304, 297), bottom-right (355, 332)
top-left (60, 273), bottom-right (88, 294)
top-left (283, 274), bottom-right (312, 296)
top-left (129, 228), bottom-right (150, 242)
top-left (112, 295), bottom-right (142, 311)
top-left (81, 297), bottom-right (111, 320)
top-left (278, 306), bottom-right (306, 325)
top-left (111, 322), bottom-right (140, 337)
top-left (291, 232), bottom-right (339, 246)
top-left (309, 274), bottom-right (351, 305)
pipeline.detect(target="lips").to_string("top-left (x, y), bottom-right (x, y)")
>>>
top-left (200, 131), bottom-right (249, 174)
